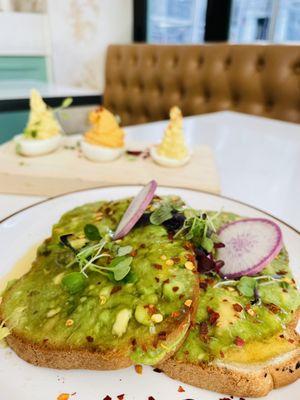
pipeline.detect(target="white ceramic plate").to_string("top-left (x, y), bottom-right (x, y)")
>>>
top-left (0, 186), bottom-right (299, 400)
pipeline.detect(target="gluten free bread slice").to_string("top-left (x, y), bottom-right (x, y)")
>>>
top-left (0, 196), bottom-right (199, 369)
top-left (159, 212), bottom-right (300, 397)
top-left (159, 326), bottom-right (300, 397)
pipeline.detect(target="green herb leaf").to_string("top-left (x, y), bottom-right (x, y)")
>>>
top-left (201, 236), bottom-right (214, 253)
top-left (121, 271), bottom-right (138, 283)
top-left (61, 97), bottom-right (73, 108)
top-left (117, 245), bottom-right (133, 256)
top-left (84, 224), bottom-right (101, 241)
top-left (62, 272), bottom-right (87, 294)
top-left (150, 203), bottom-right (173, 225)
top-left (237, 276), bottom-right (257, 297)
top-left (108, 256), bottom-right (133, 281)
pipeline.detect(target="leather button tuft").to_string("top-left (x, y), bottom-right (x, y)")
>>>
top-left (265, 99), bottom-right (274, 111)
top-left (257, 56), bottom-right (265, 71)
top-left (224, 56), bottom-right (232, 69)
top-left (293, 61), bottom-right (300, 74)
top-left (197, 56), bottom-right (204, 66)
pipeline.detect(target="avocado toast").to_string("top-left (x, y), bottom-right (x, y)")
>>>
top-left (0, 195), bottom-right (199, 369)
top-left (0, 183), bottom-right (299, 398)
top-left (159, 212), bottom-right (300, 397)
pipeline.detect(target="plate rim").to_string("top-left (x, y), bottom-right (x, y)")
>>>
top-left (1, 185), bottom-right (299, 235)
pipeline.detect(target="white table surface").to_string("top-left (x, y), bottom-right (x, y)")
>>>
top-left (0, 111), bottom-right (299, 231)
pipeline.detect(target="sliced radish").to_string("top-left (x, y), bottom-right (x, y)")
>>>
top-left (113, 180), bottom-right (158, 239)
top-left (217, 218), bottom-right (282, 278)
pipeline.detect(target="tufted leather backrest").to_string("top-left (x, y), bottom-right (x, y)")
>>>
top-left (103, 44), bottom-right (300, 125)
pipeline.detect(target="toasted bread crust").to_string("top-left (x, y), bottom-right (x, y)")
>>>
top-left (2, 279), bottom-right (199, 370)
top-left (159, 348), bottom-right (300, 397)
top-left (159, 323), bottom-right (300, 398)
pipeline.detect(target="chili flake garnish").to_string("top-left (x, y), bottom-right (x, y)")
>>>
top-left (207, 307), bottom-right (220, 325)
top-left (233, 303), bottom-right (243, 312)
top-left (117, 394), bottom-right (125, 400)
top-left (178, 385), bottom-right (185, 392)
top-left (234, 336), bottom-right (245, 347)
top-left (57, 394), bottom-right (70, 400)
top-left (134, 364), bottom-right (143, 374)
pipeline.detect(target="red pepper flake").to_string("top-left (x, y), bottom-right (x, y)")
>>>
top-left (266, 303), bottom-right (281, 314)
top-left (148, 397), bottom-right (156, 400)
top-left (233, 303), bottom-right (243, 312)
top-left (277, 270), bottom-right (287, 275)
top-left (117, 395), bottom-right (125, 400)
top-left (171, 311), bottom-right (180, 318)
top-left (111, 285), bottom-right (122, 294)
top-left (86, 335), bottom-right (94, 342)
top-left (163, 278), bottom-right (170, 284)
top-left (153, 263), bottom-right (162, 270)
top-left (140, 243), bottom-right (146, 248)
top-left (288, 339), bottom-right (295, 343)
top-left (134, 364), bottom-right (143, 374)
top-left (172, 256), bottom-right (181, 263)
top-left (155, 277), bottom-right (160, 283)
top-left (199, 321), bottom-right (208, 335)
top-left (158, 331), bottom-right (167, 340)
top-left (178, 385), bottom-right (185, 392)
top-left (167, 232), bottom-right (174, 241)
top-left (207, 307), bottom-right (220, 326)
top-left (245, 303), bottom-right (251, 311)
top-left (220, 350), bottom-right (225, 358)
top-left (130, 250), bottom-right (137, 257)
top-left (103, 396), bottom-right (112, 400)
top-left (145, 304), bottom-right (156, 315)
top-left (179, 294), bottom-right (184, 300)
top-left (183, 242), bottom-right (194, 250)
top-left (126, 150), bottom-right (143, 156)
top-left (234, 336), bottom-right (245, 347)
top-left (172, 286), bottom-right (179, 292)
top-left (199, 281), bottom-right (208, 290)
top-left (153, 367), bottom-right (162, 373)
top-left (57, 395), bottom-right (70, 400)
top-left (240, 398), bottom-right (246, 400)
top-left (186, 253), bottom-right (196, 264)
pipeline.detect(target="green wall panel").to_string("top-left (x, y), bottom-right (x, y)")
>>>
top-left (0, 111), bottom-right (28, 143)
top-left (0, 56), bottom-right (47, 81)
top-left (0, 56), bottom-right (47, 142)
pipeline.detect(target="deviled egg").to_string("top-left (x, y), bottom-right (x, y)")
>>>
top-left (15, 89), bottom-right (63, 156)
top-left (150, 106), bottom-right (191, 167)
top-left (81, 106), bottom-right (125, 162)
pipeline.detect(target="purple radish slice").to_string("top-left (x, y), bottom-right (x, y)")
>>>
top-left (217, 218), bottom-right (282, 278)
top-left (113, 180), bottom-right (158, 240)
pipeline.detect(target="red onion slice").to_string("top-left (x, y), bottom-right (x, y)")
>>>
top-left (113, 180), bottom-right (158, 239)
top-left (218, 218), bottom-right (283, 278)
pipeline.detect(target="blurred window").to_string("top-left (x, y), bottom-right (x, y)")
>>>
top-left (147, 0), bottom-right (208, 43)
top-left (230, 0), bottom-right (300, 42)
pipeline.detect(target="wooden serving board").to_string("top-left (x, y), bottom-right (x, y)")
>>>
top-left (0, 137), bottom-right (220, 196)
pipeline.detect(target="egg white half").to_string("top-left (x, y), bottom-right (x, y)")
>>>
top-left (81, 139), bottom-right (124, 162)
top-left (150, 145), bottom-right (191, 167)
top-left (14, 134), bottom-right (62, 157)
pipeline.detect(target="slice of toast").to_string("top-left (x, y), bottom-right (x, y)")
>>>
top-left (0, 197), bottom-right (199, 369)
top-left (160, 211), bottom-right (300, 397)
top-left (159, 326), bottom-right (300, 397)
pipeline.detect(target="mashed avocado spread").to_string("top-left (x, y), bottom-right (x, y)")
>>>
top-left (175, 212), bottom-right (300, 364)
top-left (0, 196), bottom-right (197, 365)
top-left (1, 196), bottom-right (299, 366)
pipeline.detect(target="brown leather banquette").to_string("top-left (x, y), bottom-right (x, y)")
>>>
top-left (103, 44), bottom-right (300, 125)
